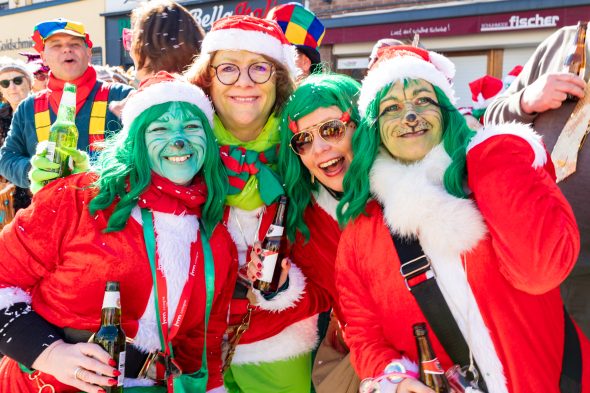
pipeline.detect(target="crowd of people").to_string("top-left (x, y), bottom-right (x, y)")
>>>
top-left (0, 1), bottom-right (587, 393)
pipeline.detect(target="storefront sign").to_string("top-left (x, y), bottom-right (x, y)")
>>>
top-left (190, 0), bottom-right (281, 30)
top-left (0, 37), bottom-right (34, 53)
top-left (324, 5), bottom-right (590, 44)
top-left (106, 0), bottom-right (285, 20)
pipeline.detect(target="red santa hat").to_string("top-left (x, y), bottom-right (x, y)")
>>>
top-left (358, 45), bottom-right (456, 116)
top-left (201, 15), bottom-right (298, 77)
top-left (121, 71), bottom-right (214, 130)
top-left (503, 65), bottom-right (523, 87)
top-left (469, 75), bottom-right (504, 110)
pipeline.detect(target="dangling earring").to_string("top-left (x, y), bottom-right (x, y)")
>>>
top-left (311, 173), bottom-right (315, 184)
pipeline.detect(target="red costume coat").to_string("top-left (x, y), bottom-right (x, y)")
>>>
top-left (292, 188), bottom-right (344, 324)
top-left (336, 125), bottom-right (589, 393)
top-left (0, 173), bottom-right (237, 392)
top-left (225, 204), bottom-right (319, 364)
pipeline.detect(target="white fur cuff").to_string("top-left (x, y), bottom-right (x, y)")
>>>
top-left (231, 315), bottom-right (319, 364)
top-left (253, 263), bottom-right (306, 312)
top-left (466, 122), bottom-right (547, 168)
top-left (0, 287), bottom-right (32, 310)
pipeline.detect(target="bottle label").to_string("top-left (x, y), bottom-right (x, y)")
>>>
top-left (422, 358), bottom-right (445, 375)
top-left (259, 249), bottom-right (279, 282)
top-left (117, 350), bottom-right (126, 386)
top-left (265, 224), bottom-right (284, 237)
top-left (61, 90), bottom-right (76, 108)
top-left (102, 292), bottom-right (121, 309)
top-left (45, 141), bottom-right (56, 161)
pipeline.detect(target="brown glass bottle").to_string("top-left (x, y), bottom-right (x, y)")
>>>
top-left (413, 323), bottom-right (450, 393)
top-left (563, 21), bottom-right (587, 101)
top-left (253, 195), bottom-right (288, 292)
top-left (94, 281), bottom-right (126, 393)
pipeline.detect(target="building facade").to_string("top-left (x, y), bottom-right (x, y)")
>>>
top-left (310, 0), bottom-right (590, 107)
top-left (0, 0), bottom-right (105, 64)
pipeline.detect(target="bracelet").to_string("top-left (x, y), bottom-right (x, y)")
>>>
top-left (359, 361), bottom-right (419, 393)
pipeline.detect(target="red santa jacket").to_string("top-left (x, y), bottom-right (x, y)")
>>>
top-left (0, 173), bottom-right (237, 392)
top-left (336, 124), bottom-right (589, 393)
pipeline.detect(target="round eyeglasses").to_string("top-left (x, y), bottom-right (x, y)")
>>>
top-left (210, 62), bottom-right (274, 85)
top-left (289, 112), bottom-right (351, 156)
top-left (0, 76), bottom-right (24, 89)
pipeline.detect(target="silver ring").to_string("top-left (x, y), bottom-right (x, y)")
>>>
top-left (74, 367), bottom-right (84, 381)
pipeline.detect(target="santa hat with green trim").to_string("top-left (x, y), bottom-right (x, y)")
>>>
top-left (121, 71), bottom-right (214, 130)
top-left (358, 45), bottom-right (456, 116)
top-left (201, 15), bottom-right (298, 77)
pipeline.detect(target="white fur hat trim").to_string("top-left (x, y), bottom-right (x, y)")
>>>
top-left (121, 80), bottom-right (214, 128)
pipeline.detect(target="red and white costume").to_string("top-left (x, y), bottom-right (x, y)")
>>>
top-left (0, 173), bottom-right (237, 392)
top-left (336, 124), bottom-right (590, 393)
top-left (291, 187), bottom-right (345, 324)
top-left (224, 204), bottom-right (319, 364)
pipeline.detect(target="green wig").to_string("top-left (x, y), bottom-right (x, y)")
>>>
top-left (88, 101), bottom-right (228, 236)
top-left (337, 81), bottom-right (476, 226)
top-left (278, 73), bottom-right (361, 242)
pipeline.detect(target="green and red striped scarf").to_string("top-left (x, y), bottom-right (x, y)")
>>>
top-left (214, 114), bottom-right (284, 210)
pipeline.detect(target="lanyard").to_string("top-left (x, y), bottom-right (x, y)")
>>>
top-left (141, 208), bottom-right (214, 390)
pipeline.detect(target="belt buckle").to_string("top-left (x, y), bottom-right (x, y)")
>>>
top-left (399, 254), bottom-right (432, 291)
top-left (137, 351), bottom-right (158, 380)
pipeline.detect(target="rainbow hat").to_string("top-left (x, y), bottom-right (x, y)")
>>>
top-left (32, 18), bottom-right (93, 53)
top-left (266, 2), bottom-right (325, 65)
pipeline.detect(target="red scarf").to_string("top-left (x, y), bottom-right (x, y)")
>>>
top-left (47, 66), bottom-right (98, 114)
top-left (138, 173), bottom-right (208, 216)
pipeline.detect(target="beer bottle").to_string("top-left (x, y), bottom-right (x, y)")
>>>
top-left (45, 82), bottom-right (79, 181)
top-left (94, 281), bottom-right (126, 393)
top-left (563, 21), bottom-right (587, 100)
top-left (253, 195), bottom-right (288, 292)
top-left (413, 323), bottom-right (450, 393)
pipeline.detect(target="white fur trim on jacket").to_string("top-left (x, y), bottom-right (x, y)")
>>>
top-left (121, 79), bottom-right (214, 130)
top-left (0, 287), bottom-right (31, 310)
top-left (467, 122), bottom-right (547, 168)
top-left (370, 146), bottom-right (508, 393)
top-left (130, 207), bottom-right (200, 353)
top-left (359, 53), bottom-right (456, 116)
top-left (231, 315), bottom-right (319, 364)
top-left (313, 185), bottom-right (339, 221)
top-left (201, 29), bottom-right (299, 78)
top-left (253, 263), bottom-right (306, 311)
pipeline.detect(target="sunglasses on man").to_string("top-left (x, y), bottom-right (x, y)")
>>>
top-left (0, 76), bottom-right (25, 88)
top-left (289, 112), bottom-right (351, 156)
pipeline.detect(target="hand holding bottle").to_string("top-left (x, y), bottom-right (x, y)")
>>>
top-left (58, 146), bottom-right (89, 174)
top-left (29, 141), bottom-right (60, 194)
top-left (31, 339), bottom-right (120, 393)
top-left (247, 241), bottom-right (291, 291)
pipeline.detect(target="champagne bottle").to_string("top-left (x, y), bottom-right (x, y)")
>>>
top-left (413, 323), bottom-right (450, 393)
top-left (94, 281), bottom-right (126, 393)
top-left (253, 195), bottom-right (288, 293)
top-left (45, 82), bottom-right (79, 180)
top-left (563, 21), bottom-right (587, 101)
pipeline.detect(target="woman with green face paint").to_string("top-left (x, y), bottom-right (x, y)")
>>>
top-left (186, 14), bottom-right (319, 393)
top-left (0, 72), bottom-right (237, 393)
top-left (335, 46), bottom-right (586, 393)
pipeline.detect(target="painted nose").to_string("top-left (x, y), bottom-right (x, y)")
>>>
top-left (405, 112), bottom-right (417, 123)
top-left (174, 139), bottom-right (185, 149)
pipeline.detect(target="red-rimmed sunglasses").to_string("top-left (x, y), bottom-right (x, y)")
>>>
top-left (289, 112), bottom-right (351, 156)
top-left (122, 28), bottom-right (132, 52)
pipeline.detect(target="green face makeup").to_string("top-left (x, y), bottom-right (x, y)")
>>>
top-left (145, 102), bottom-right (207, 185)
top-left (378, 79), bottom-right (443, 163)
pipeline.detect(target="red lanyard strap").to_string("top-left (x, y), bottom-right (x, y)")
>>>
top-left (141, 208), bottom-right (215, 385)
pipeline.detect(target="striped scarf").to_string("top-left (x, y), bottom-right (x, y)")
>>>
top-left (214, 114), bottom-right (284, 210)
